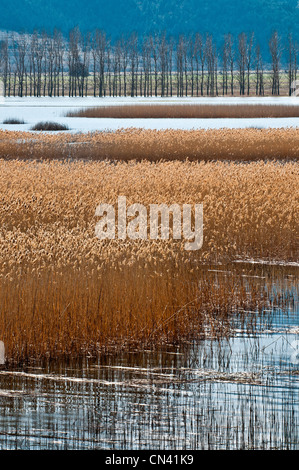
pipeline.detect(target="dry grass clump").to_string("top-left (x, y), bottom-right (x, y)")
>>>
top-left (3, 118), bottom-right (26, 125)
top-left (31, 121), bottom-right (69, 131)
top-left (0, 159), bottom-right (297, 362)
top-left (0, 128), bottom-right (299, 162)
top-left (67, 104), bottom-right (299, 119)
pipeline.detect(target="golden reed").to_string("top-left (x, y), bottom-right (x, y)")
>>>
top-left (1, 128), bottom-right (299, 162)
top-left (0, 159), bottom-right (297, 362)
top-left (67, 103), bottom-right (299, 119)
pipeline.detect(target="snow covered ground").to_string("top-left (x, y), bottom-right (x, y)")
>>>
top-left (1, 96), bottom-right (299, 132)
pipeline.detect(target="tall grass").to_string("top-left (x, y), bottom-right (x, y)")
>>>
top-left (1, 128), bottom-right (299, 162)
top-left (0, 159), bottom-right (297, 362)
top-left (67, 104), bottom-right (299, 119)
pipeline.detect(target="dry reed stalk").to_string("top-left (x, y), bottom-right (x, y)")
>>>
top-left (0, 128), bottom-right (299, 162)
top-left (0, 159), bottom-right (297, 362)
top-left (67, 104), bottom-right (299, 119)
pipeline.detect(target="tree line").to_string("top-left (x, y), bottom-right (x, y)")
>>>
top-left (0, 28), bottom-right (298, 98)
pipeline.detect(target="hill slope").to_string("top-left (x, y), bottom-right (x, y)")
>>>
top-left (0, 0), bottom-right (298, 44)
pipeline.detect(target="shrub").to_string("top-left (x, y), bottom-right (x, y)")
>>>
top-left (31, 121), bottom-right (69, 131)
top-left (3, 118), bottom-right (25, 124)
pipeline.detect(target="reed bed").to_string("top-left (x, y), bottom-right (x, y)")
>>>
top-left (0, 159), bottom-right (297, 362)
top-left (67, 104), bottom-right (299, 119)
top-left (1, 128), bottom-right (299, 162)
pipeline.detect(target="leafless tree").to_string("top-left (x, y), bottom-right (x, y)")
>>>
top-left (246, 33), bottom-right (254, 95)
top-left (269, 31), bottom-right (282, 95)
top-left (129, 33), bottom-right (138, 97)
top-left (222, 35), bottom-right (229, 95)
top-left (142, 36), bottom-right (151, 96)
top-left (12, 33), bottom-right (27, 97)
top-left (159, 33), bottom-right (168, 97)
top-left (121, 35), bottom-right (129, 97)
top-left (205, 34), bottom-right (217, 96)
top-left (1, 28), bottom-right (298, 98)
top-left (237, 33), bottom-right (247, 95)
top-left (287, 33), bottom-right (298, 95)
top-left (255, 44), bottom-right (264, 95)
top-left (150, 34), bottom-right (159, 97)
top-left (0, 34), bottom-right (11, 97)
top-left (166, 37), bottom-right (174, 97)
top-left (94, 30), bottom-right (107, 97)
top-left (193, 33), bottom-right (203, 97)
top-left (176, 35), bottom-right (188, 96)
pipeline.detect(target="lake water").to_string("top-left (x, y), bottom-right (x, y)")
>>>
top-left (1, 96), bottom-right (299, 132)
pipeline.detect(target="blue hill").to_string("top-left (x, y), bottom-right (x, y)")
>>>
top-left (1, 0), bottom-right (298, 47)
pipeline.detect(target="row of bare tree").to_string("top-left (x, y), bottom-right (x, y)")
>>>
top-left (0, 28), bottom-right (298, 97)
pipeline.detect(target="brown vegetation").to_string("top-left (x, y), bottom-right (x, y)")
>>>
top-left (1, 128), bottom-right (299, 162)
top-left (67, 104), bottom-right (299, 119)
top-left (0, 159), bottom-right (297, 362)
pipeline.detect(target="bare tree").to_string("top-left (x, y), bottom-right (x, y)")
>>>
top-left (94, 30), bottom-right (107, 97)
top-left (166, 37), bottom-right (174, 97)
top-left (193, 33), bottom-right (203, 97)
top-left (246, 33), bottom-right (254, 95)
top-left (1, 28), bottom-right (298, 99)
top-left (269, 31), bottom-right (282, 95)
top-left (159, 33), bottom-right (168, 97)
top-left (68, 28), bottom-right (81, 96)
top-left (222, 35), bottom-right (229, 95)
top-left (13, 33), bottom-right (27, 97)
top-left (142, 36), bottom-right (151, 97)
top-left (226, 34), bottom-right (235, 95)
top-left (205, 34), bottom-right (217, 96)
top-left (287, 33), bottom-right (298, 95)
top-left (46, 33), bottom-right (55, 97)
top-left (129, 33), bottom-right (138, 97)
top-left (114, 39), bottom-right (122, 96)
top-left (34, 32), bottom-right (45, 97)
top-left (150, 34), bottom-right (159, 97)
top-left (0, 34), bottom-right (11, 97)
top-left (255, 44), bottom-right (264, 95)
top-left (237, 33), bottom-right (247, 95)
top-left (106, 40), bottom-right (112, 96)
top-left (121, 35), bottom-right (129, 97)
top-left (176, 35), bottom-right (188, 96)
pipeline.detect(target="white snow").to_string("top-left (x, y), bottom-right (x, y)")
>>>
top-left (1, 96), bottom-right (299, 133)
